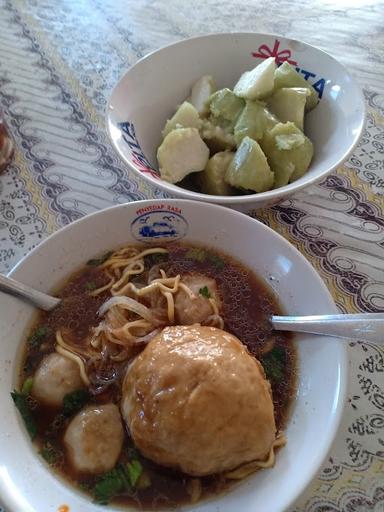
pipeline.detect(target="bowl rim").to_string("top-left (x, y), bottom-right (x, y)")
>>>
top-left (2, 199), bottom-right (348, 512)
top-left (106, 31), bottom-right (366, 205)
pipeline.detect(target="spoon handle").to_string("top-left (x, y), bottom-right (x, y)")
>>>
top-left (0, 274), bottom-right (61, 311)
top-left (271, 313), bottom-right (384, 344)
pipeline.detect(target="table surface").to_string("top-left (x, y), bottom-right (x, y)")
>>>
top-left (1, 0), bottom-right (383, 511)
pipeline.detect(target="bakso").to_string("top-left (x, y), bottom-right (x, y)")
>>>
top-left (31, 353), bottom-right (84, 407)
top-left (64, 403), bottom-right (124, 474)
top-left (174, 274), bottom-right (221, 325)
top-left (121, 325), bottom-right (276, 476)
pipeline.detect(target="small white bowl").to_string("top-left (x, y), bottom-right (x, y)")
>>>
top-left (106, 32), bottom-right (365, 211)
top-left (0, 200), bottom-right (346, 512)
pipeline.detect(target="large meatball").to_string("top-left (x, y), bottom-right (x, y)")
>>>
top-left (121, 325), bottom-right (276, 476)
top-left (31, 353), bottom-right (84, 407)
top-left (64, 403), bottom-right (124, 474)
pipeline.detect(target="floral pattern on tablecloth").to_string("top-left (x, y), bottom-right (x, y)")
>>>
top-left (0, 0), bottom-right (384, 511)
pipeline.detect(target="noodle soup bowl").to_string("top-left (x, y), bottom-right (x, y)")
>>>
top-left (107, 32), bottom-right (365, 211)
top-left (0, 200), bottom-right (347, 512)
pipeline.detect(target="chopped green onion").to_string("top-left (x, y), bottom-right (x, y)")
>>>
top-left (94, 465), bottom-right (131, 505)
top-left (93, 459), bottom-right (144, 505)
top-left (127, 459), bottom-right (143, 487)
top-left (199, 286), bottom-right (211, 299)
top-left (208, 254), bottom-right (225, 270)
top-left (78, 481), bottom-right (92, 492)
top-left (11, 390), bottom-right (37, 440)
top-left (28, 326), bottom-right (49, 349)
top-left (85, 281), bottom-right (97, 291)
top-left (21, 376), bottom-right (33, 396)
top-left (186, 247), bottom-right (206, 262)
top-left (186, 248), bottom-right (225, 271)
top-left (261, 346), bottom-right (286, 383)
top-left (62, 389), bottom-right (91, 417)
top-left (86, 251), bottom-right (113, 267)
top-left (40, 442), bottom-right (62, 465)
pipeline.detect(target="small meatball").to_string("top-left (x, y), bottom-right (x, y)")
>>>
top-left (64, 404), bottom-right (124, 474)
top-left (31, 353), bottom-right (84, 407)
top-left (121, 325), bottom-right (276, 476)
top-left (175, 274), bottom-right (220, 325)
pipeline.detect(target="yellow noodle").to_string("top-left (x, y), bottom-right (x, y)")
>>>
top-left (55, 344), bottom-right (90, 386)
top-left (206, 314), bottom-right (224, 329)
top-left (90, 272), bottom-right (116, 296)
top-left (112, 261), bottom-right (144, 292)
top-left (102, 247), bottom-right (167, 271)
top-left (209, 297), bottom-right (219, 316)
top-left (104, 330), bottom-right (130, 346)
top-left (178, 282), bottom-right (196, 300)
top-left (56, 330), bottom-right (94, 358)
top-left (110, 349), bottom-right (130, 362)
top-left (128, 276), bottom-right (180, 297)
top-left (186, 479), bottom-right (202, 503)
top-left (224, 433), bottom-right (287, 479)
top-left (80, 246), bottom-right (228, 382)
top-left (130, 247), bottom-right (168, 261)
top-left (163, 291), bottom-right (175, 323)
top-left (111, 319), bottom-right (152, 341)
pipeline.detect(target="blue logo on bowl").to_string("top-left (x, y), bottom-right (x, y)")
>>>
top-left (131, 205), bottom-right (188, 243)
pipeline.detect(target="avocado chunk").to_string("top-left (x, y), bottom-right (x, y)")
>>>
top-left (157, 127), bottom-right (209, 184)
top-left (200, 118), bottom-right (236, 153)
top-left (261, 122), bottom-right (314, 188)
top-left (225, 136), bottom-right (274, 192)
top-left (267, 87), bottom-right (309, 131)
top-left (200, 151), bottom-right (235, 195)
top-left (234, 100), bottom-right (279, 145)
top-left (274, 62), bottom-right (319, 111)
top-left (190, 75), bottom-right (216, 116)
top-left (234, 57), bottom-right (276, 100)
top-left (162, 101), bottom-right (201, 138)
top-left (209, 88), bottom-right (245, 124)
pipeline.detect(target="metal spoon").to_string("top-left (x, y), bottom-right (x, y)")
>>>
top-left (271, 314), bottom-right (384, 344)
top-left (0, 273), bottom-right (60, 311)
top-left (0, 274), bottom-right (383, 343)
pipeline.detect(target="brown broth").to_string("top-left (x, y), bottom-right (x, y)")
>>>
top-left (18, 243), bottom-right (296, 510)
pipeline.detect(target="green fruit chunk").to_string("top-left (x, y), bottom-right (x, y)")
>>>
top-left (200, 118), bottom-right (236, 153)
top-left (261, 122), bottom-right (314, 188)
top-left (267, 87), bottom-right (309, 130)
top-left (157, 127), bottom-right (209, 184)
top-left (225, 136), bottom-right (274, 192)
top-left (162, 101), bottom-right (201, 138)
top-left (200, 151), bottom-right (235, 195)
top-left (274, 62), bottom-right (319, 111)
top-left (209, 88), bottom-right (245, 123)
top-left (234, 100), bottom-right (279, 145)
top-left (190, 75), bottom-right (216, 115)
top-left (233, 57), bottom-right (276, 100)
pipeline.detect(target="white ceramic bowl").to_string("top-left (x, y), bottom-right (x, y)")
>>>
top-left (107, 32), bottom-right (365, 211)
top-left (0, 200), bottom-right (347, 512)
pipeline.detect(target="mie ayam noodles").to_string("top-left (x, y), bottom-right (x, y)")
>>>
top-left (12, 244), bottom-right (295, 508)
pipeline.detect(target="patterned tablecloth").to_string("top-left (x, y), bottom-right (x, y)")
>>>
top-left (0, 0), bottom-right (383, 510)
